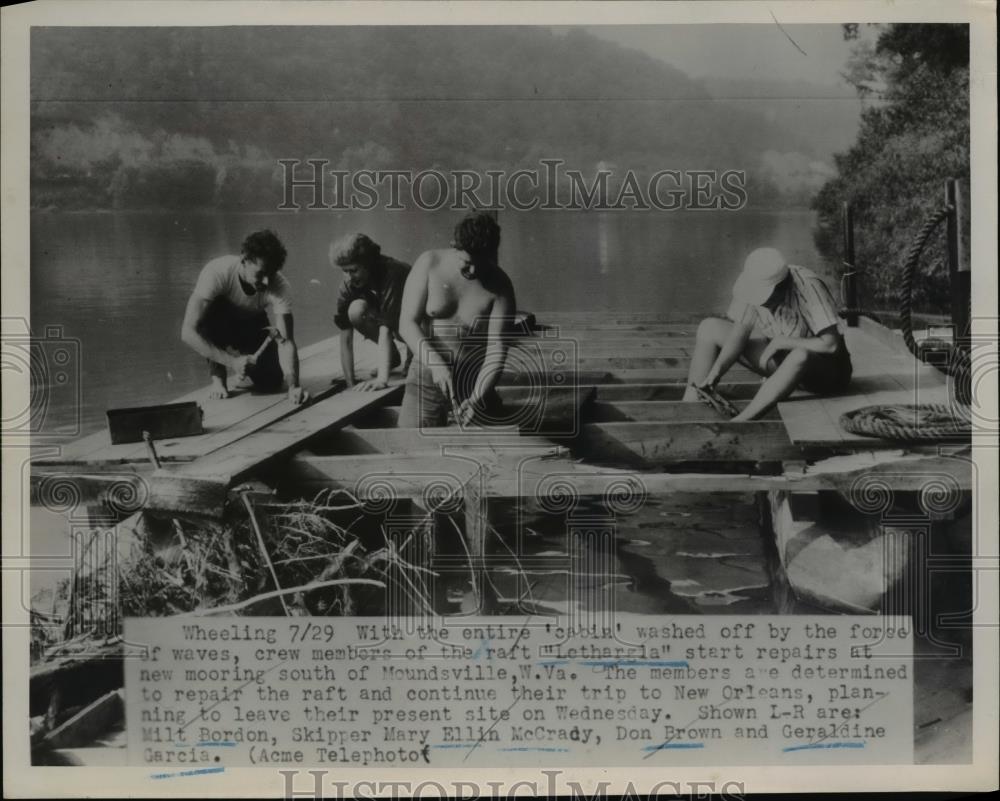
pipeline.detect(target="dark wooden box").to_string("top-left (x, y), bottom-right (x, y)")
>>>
top-left (106, 402), bottom-right (204, 445)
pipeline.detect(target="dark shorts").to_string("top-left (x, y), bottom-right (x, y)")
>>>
top-left (197, 298), bottom-right (283, 391)
top-left (398, 360), bottom-right (503, 428)
top-left (786, 345), bottom-right (853, 396)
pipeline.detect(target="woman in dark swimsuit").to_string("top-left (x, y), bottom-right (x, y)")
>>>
top-left (397, 212), bottom-right (517, 427)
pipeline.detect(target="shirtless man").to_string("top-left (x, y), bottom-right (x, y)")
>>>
top-left (397, 212), bottom-right (517, 427)
top-left (181, 229), bottom-right (309, 404)
top-left (683, 247), bottom-right (852, 420)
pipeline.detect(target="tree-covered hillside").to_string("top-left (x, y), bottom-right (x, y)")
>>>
top-left (31, 26), bottom-right (821, 210)
top-left (812, 24), bottom-right (969, 313)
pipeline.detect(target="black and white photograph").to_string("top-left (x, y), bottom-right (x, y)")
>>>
top-left (2, 1), bottom-right (997, 797)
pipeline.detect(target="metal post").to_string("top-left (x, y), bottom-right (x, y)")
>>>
top-left (841, 202), bottom-right (858, 327)
top-left (945, 179), bottom-right (970, 345)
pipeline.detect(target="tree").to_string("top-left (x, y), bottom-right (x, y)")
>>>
top-left (812, 24), bottom-right (969, 313)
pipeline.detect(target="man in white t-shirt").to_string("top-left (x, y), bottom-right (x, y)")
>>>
top-left (683, 247), bottom-right (852, 420)
top-left (181, 229), bottom-right (309, 404)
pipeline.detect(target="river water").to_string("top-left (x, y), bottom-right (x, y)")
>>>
top-left (30, 207), bottom-right (824, 438)
top-left (27, 207), bottom-right (825, 600)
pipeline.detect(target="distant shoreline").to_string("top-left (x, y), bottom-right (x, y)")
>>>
top-left (29, 205), bottom-right (819, 215)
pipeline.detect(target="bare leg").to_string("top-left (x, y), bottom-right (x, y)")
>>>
top-left (731, 347), bottom-right (810, 421)
top-left (347, 298), bottom-right (380, 342)
top-left (348, 298), bottom-right (401, 377)
top-left (682, 317), bottom-right (733, 401)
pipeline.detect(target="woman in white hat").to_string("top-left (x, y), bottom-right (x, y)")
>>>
top-left (682, 247), bottom-right (852, 420)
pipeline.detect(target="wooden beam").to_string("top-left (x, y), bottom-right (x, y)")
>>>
top-left (277, 451), bottom-right (973, 498)
top-left (314, 426), bottom-right (559, 456)
top-left (145, 385), bottom-right (402, 517)
top-left (497, 366), bottom-right (758, 384)
top-left (30, 468), bottom-right (153, 515)
top-left (578, 355), bottom-right (685, 369)
top-left (535, 312), bottom-right (702, 324)
top-left (587, 400), bottom-right (777, 423)
top-left (40, 689), bottom-right (123, 751)
top-left (567, 344), bottom-right (691, 356)
top-left (499, 382), bottom-right (764, 405)
top-left (579, 421), bottom-right (803, 465)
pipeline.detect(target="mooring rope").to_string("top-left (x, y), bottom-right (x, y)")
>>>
top-left (839, 203), bottom-right (972, 441)
top-left (840, 403), bottom-right (970, 441)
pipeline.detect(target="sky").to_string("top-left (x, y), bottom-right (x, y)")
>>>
top-left (581, 24), bottom-right (863, 89)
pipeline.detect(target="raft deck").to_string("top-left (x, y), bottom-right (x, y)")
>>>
top-left (29, 312), bottom-right (974, 765)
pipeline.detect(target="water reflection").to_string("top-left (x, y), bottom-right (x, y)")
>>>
top-left (30, 208), bottom-right (821, 438)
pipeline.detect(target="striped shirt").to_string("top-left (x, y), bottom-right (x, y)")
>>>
top-left (726, 265), bottom-right (843, 339)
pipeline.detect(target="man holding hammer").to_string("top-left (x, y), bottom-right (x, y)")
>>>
top-left (182, 229), bottom-right (310, 404)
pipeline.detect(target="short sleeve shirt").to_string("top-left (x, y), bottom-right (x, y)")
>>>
top-left (726, 265), bottom-right (842, 339)
top-left (333, 256), bottom-right (411, 333)
top-left (192, 255), bottom-right (292, 316)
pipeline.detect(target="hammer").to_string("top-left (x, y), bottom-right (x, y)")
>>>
top-left (248, 325), bottom-right (285, 365)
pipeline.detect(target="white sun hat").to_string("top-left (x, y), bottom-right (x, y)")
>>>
top-left (732, 247), bottom-right (789, 306)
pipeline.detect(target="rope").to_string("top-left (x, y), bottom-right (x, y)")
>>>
top-left (898, 206), bottom-right (952, 363)
top-left (840, 404), bottom-right (970, 441)
top-left (897, 205), bottom-right (971, 378)
top-left (838, 201), bottom-right (972, 442)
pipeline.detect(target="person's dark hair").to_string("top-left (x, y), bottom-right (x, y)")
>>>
top-left (241, 229), bottom-right (287, 271)
top-left (454, 212), bottom-right (500, 278)
top-left (331, 232), bottom-right (382, 268)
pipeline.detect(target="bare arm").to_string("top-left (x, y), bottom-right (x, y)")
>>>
top-left (757, 327), bottom-right (840, 372)
top-left (375, 324), bottom-right (393, 386)
top-left (767, 329), bottom-right (840, 356)
top-left (273, 312), bottom-right (301, 389)
top-left (398, 253), bottom-right (447, 370)
top-left (181, 295), bottom-right (238, 368)
top-left (340, 328), bottom-right (356, 386)
top-left (469, 281), bottom-right (514, 405)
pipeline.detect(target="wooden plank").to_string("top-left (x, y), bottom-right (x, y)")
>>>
top-left (569, 344), bottom-right (691, 356)
top-left (172, 385), bottom-right (402, 481)
top-left (276, 450), bottom-right (973, 499)
top-left (144, 385), bottom-right (403, 517)
top-left (536, 311), bottom-right (701, 324)
top-left (41, 689), bottom-right (123, 751)
top-left (497, 366), bottom-right (758, 384)
top-left (33, 324), bottom-right (401, 465)
top-left (579, 355), bottom-right (685, 369)
top-left (498, 382), bottom-right (766, 404)
top-left (587, 400), bottom-right (778, 423)
top-left (579, 421), bottom-right (802, 465)
top-left (537, 321), bottom-right (699, 332)
top-left (778, 325), bottom-right (956, 448)
top-left (35, 331), bottom-right (383, 468)
top-left (463, 468), bottom-right (500, 613)
top-left (30, 467), bottom-right (153, 513)
top-left (314, 426), bottom-right (558, 456)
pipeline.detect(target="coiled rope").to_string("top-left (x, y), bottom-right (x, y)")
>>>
top-left (839, 203), bottom-right (972, 441)
top-left (841, 403), bottom-right (969, 440)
